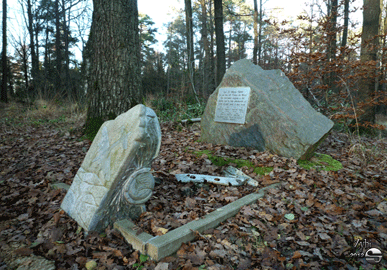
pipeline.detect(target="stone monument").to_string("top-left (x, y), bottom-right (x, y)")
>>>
top-left (61, 104), bottom-right (161, 232)
top-left (201, 59), bottom-right (334, 160)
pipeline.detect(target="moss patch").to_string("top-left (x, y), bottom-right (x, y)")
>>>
top-left (254, 166), bottom-right (273, 175)
top-left (85, 117), bottom-right (104, 141)
top-left (194, 150), bottom-right (273, 175)
top-left (297, 153), bottom-right (342, 171)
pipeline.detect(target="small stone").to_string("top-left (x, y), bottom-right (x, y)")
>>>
top-left (377, 201), bottom-right (387, 214)
top-left (155, 262), bottom-right (169, 270)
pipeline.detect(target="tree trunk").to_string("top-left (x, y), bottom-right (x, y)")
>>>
top-left (185, 0), bottom-right (194, 73)
top-left (55, 0), bottom-right (62, 95)
top-left (85, 0), bottom-right (141, 135)
top-left (43, 18), bottom-right (50, 97)
top-left (27, 0), bottom-right (38, 90)
top-left (358, 0), bottom-right (382, 124)
top-left (62, 0), bottom-right (71, 98)
top-left (228, 23), bottom-right (232, 68)
top-left (258, 0), bottom-right (263, 65)
top-left (1, 0), bottom-right (7, 103)
top-left (214, 0), bottom-right (226, 85)
top-left (200, 0), bottom-right (210, 97)
top-left (253, 0), bottom-right (258, 65)
top-left (341, 0), bottom-right (349, 48)
top-left (329, 0), bottom-right (338, 92)
top-left (184, 0), bottom-right (198, 102)
top-left (209, 0), bottom-right (215, 93)
top-left (18, 43), bottom-right (29, 91)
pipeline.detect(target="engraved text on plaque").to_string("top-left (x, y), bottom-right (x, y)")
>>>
top-left (214, 87), bottom-right (250, 124)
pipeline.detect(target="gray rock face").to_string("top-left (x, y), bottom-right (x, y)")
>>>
top-left (61, 104), bottom-right (161, 232)
top-left (201, 59), bottom-right (333, 160)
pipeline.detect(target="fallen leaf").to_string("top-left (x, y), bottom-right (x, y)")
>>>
top-left (13, 247), bottom-right (33, 256)
top-left (85, 260), bottom-right (97, 270)
top-left (285, 213), bottom-right (295, 220)
top-left (318, 233), bottom-right (331, 241)
top-left (292, 251), bottom-right (302, 259)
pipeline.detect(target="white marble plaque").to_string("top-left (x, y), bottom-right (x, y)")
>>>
top-left (214, 87), bottom-right (250, 124)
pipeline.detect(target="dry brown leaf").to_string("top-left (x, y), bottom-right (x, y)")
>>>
top-left (13, 247), bottom-right (33, 256)
top-left (292, 250), bottom-right (302, 259)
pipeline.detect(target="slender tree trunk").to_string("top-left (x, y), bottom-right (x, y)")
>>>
top-left (253, 0), bottom-right (258, 65)
top-left (328, 0), bottom-right (338, 93)
top-left (1, 0), bottom-right (7, 103)
top-left (184, 0), bottom-right (199, 102)
top-left (19, 43), bottom-right (29, 91)
top-left (185, 0), bottom-right (194, 73)
top-left (258, 0), bottom-right (263, 65)
top-left (85, 0), bottom-right (141, 134)
top-left (27, 0), bottom-right (38, 89)
top-left (209, 0), bottom-right (215, 92)
top-left (341, 0), bottom-right (349, 48)
top-left (44, 19), bottom-right (50, 97)
top-left (62, 0), bottom-right (71, 98)
top-left (55, 0), bottom-right (62, 95)
top-left (214, 0), bottom-right (226, 85)
top-left (228, 22), bottom-right (232, 68)
top-left (240, 22), bottom-right (247, 59)
top-left (34, 24), bottom-right (41, 95)
top-left (358, 0), bottom-right (382, 123)
top-left (200, 0), bottom-right (210, 97)
top-left (308, 0), bottom-right (313, 70)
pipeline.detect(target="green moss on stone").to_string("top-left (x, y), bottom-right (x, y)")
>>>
top-left (194, 150), bottom-right (273, 175)
top-left (254, 166), bottom-right (273, 175)
top-left (297, 153), bottom-right (342, 171)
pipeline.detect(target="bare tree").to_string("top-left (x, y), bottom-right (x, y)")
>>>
top-left (214, 0), bottom-right (226, 85)
top-left (253, 0), bottom-right (258, 65)
top-left (55, 0), bottom-right (62, 92)
top-left (200, 0), bottom-right (211, 96)
top-left (1, 0), bottom-right (7, 102)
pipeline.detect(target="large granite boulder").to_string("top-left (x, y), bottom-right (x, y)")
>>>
top-left (61, 104), bottom-right (161, 232)
top-left (201, 59), bottom-right (333, 160)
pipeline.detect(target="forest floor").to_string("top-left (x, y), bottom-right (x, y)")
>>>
top-left (1, 100), bottom-right (387, 270)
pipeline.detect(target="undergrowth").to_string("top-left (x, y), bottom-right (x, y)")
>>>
top-left (0, 99), bottom-right (86, 136)
top-left (145, 93), bottom-right (205, 122)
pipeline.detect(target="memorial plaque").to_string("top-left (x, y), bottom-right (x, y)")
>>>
top-left (214, 87), bottom-right (250, 124)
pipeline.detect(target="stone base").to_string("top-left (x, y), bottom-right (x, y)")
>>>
top-left (114, 183), bottom-right (280, 261)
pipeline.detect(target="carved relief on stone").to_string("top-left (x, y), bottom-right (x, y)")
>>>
top-left (61, 104), bottom-right (161, 232)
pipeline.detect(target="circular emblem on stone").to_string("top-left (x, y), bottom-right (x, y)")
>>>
top-left (123, 167), bottom-right (154, 204)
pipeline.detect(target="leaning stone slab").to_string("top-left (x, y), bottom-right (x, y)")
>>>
top-left (61, 104), bottom-right (161, 232)
top-left (201, 59), bottom-right (334, 160)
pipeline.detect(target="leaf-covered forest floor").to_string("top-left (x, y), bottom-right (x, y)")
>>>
top-left (1, 101), bottom-right (387, 270)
